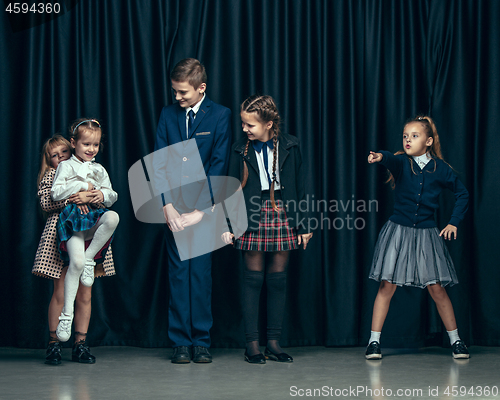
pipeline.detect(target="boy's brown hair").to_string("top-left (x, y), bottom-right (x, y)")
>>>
top-left (170, 58), bottom-right (207, 89)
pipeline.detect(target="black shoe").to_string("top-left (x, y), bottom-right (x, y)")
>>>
top-left (365, 341), bottom-right (382, 360)
top-left (244, 350), bottom-right (266, 364)
top-left (72, 342), bottom-right (96, 364)
top-left (452, 340), bottom-right (470, 359)
top-left (171, 346), bottom-right (191, 363)
top-left (192, 346), bottom-right (212, 363)
top-left (45, 341), bottom-right (62, 365)
top-left (264, 347), bottom-right (293, 363)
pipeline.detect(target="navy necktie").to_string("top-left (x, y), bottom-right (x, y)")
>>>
top-left (188, 110), bottom-right (195, 138)
top-left (252, 139), bottom-right (274, 187)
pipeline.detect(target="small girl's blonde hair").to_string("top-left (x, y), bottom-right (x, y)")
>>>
top-left (37, 134), bottom-right (72, 187)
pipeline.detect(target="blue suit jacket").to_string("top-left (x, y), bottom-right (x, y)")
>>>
top-left (154, 96), bottom-right (232, 211)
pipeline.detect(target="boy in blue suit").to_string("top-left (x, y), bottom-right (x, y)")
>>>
top-left (154, 58), bottom-right (232, 363)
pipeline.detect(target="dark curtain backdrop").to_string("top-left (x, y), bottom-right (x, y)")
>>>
top-left (1, 0), bottom-right (499, 349)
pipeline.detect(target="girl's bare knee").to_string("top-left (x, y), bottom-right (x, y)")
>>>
top-left (76, 288), bottom-right (92, 306)
top-left (427, 284), bottom-right (447, 301)
top-left (378, 281), bottom-right (397, 297)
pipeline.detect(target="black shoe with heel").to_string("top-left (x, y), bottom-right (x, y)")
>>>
top-left (244, 350), bottom-right (266, 364)
top-left (264, 347), bottom-right (293, 363)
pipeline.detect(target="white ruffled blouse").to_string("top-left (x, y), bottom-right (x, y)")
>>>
top-left (51, 155), bottom-right (118, 208)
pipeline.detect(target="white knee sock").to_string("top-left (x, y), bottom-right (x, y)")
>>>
top-left (369, 331), bottom-right (381, 345)
top-left (447, 329), bottom-right (460, 345)
top-left (62, 232), bottom-right (86, 316)
top-left (61, 212), bottom-right (119, 315)
top-left (84, 211), bottom-right (119, 260)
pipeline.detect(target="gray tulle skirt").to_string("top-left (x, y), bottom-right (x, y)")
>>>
top-left (369, 220), bottom-right (459, 288)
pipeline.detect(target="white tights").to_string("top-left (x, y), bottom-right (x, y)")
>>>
top-left (62, 211), bottom-right (119, 315)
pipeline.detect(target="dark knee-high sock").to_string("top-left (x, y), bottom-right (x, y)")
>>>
top-left (266, 271), bottom-right (287, 353)
top-left (242, 270), bottom-right (264, 354)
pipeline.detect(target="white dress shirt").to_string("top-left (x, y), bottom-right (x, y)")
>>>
top-left (254, 143), bottom-right (281, 191)
top-left (51, 155), bottom-right (118, 208)
top-left (185, 93), bottom-right (206, 138)
top-left (412, 152), bottom-right (432, 169)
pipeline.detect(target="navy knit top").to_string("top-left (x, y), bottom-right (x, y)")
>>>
top-left (378, 151), bottom-right (469, 228)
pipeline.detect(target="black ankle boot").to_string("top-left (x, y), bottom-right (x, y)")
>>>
top-left (72, 341), bottom-right (96, 364)
top-left (45, 341), bottom-right (62, 365)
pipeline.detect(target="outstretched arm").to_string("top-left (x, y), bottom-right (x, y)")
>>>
top-left (368, 151), bottom-right (383, 163)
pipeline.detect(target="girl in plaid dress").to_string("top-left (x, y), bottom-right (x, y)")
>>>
top-left (222, 95), bottom-right (313, 364)
top-left (51, 119), bottom-right (119, 345)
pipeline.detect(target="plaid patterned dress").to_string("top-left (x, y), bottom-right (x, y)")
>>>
top-left (234, 194), bottom-right (298, 252)
top-left (57, 203), bottom-right (114, 264)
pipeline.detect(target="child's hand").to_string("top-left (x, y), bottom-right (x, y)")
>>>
top-left (368, 151), bottom-right (383, 163)
top-left (221, 232), bottom-right (235, 245)
top-left (77, 204), bottom-right (90, 214)
top-left (87, 182), bottom-right (95, 190)
top-left (440, 224), bottom-right (458, 240)
top-left (180, 210), bottom-right (204, 228)
top-left (68, 191), bottom-right (92, 204)
top-left (163, 204), bottom-right (184, 232)
top-left (88, 190), bottom-right (104, 204)
top-left (298, 232), bottom-right (313, 250)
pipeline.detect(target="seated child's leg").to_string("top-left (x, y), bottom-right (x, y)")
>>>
top-left (57, 232), bottom-right (85, 341)
top-left (84, 211), bottom-right (119, 259)
top-left (78, 211), bottom-right (119, 287)
top-left (63, 232), bottom-right (86, 316)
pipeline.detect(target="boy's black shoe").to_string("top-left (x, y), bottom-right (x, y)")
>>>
top-left (192, 346), bottom-right (212, 363)
top-left (171, 346), bottom-right (191, 363)
top-left (365, 341), bottom-right (382, 360)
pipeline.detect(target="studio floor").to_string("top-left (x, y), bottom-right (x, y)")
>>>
top-left (0, 346), bottom-right (499, 400)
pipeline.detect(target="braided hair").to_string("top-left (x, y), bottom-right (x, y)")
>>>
top-left (240, 95), bottom-right (281, 211)
top-left (387, 115), bottom-right (447, 189)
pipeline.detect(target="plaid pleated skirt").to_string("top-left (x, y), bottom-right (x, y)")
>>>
top-left (369, 220), bottom-right (458, 288)
top-left (57, 203), bottom-right (114, 265)
top-left (234, 191), bottom-right (298, 252)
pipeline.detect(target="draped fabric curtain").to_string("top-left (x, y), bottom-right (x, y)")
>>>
top-left (1, 0), bottom-right (499, 348)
